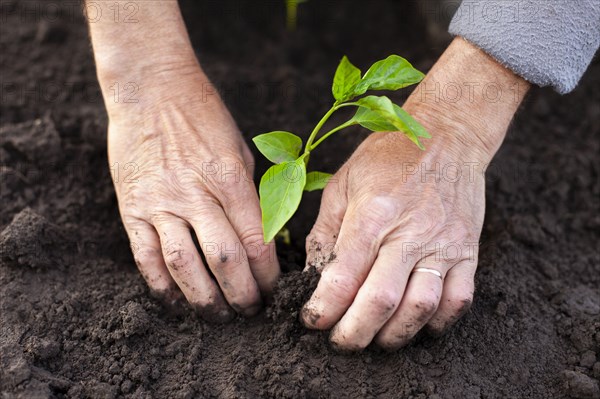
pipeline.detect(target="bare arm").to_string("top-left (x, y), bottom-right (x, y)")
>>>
top-left (87, 1), bottom-right (280, 321)
top-left (301, 38), bottom-right (530, 350)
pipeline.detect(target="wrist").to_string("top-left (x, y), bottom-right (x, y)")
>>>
top-left (101, 64), bottom-right (221, 128)
top-left (93, 48), bottom-right (200, 89)
top-left (87, 0), bottom-right (200, 99)
top-left (405, 37), bottom-right (530, 164)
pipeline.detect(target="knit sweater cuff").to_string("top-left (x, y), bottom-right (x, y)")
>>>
top-left (449, 0), bottom-right (600, 94)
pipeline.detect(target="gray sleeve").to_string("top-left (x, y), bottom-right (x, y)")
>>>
top-left (448, 0), bottom-right (600, 94)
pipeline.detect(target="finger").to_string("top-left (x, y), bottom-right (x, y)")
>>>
top-left (305, 171), bottom-right (347, 271)
top-left (122, 217), bottom-right (181, 305)
top-left (329, 241), bottom-right (415, 351)
top-left (153, 215), bottom-right (234, 323)
top-left (220, 178), bottom-right (279, 296)
top-left (190, 205), bottom-right (263, 316)
top-left (375, 258), bottom-right (447, 351)
top-left (240, 142), bottom-right (255, 176)
top-left (301, 197), bottom-right (397, 330)
top-left (427, 259), bottom-right (475, 335)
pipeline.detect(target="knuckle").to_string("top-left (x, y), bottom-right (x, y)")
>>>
top-left (454, 223), bottom-right (472, 239)
top-left (405, 208), bottom-right (445, 239)
top-left (446, 292), bottom-right (473, 317)
top-left (121, 214), bottom-right (143, 227)
top-left (247, 243), bottom-right (277, 273)
top-left (361, 196), bottom-right (399, 227)
top-left (446, 222), bottom-right (474, 246)
top-left (321, 176), bottom-right (343, 204)
top-left (214, 252), bottom-right (244, 278)
top-left (218, 175), bottom-right (245, 197)
top-left (163, 246), bottom-right (194, 271)
top-left (219, 179), bottom-right (256, 210)
top-left (408, 292), bottom-right (440, 316)
top-left (321, 179), bottom-right (336, 198)
top-left (427, 291), bottom-right (473, 336)
top-left (365, 287), bottom-right (400, 314)
top-left (170, 165), bottom-right (202, 189)
top-left (214, 156), bottom-right (247, 187)
top-left (238, 227), bottom-right (265, 249)
top-left (149, 212), bottom-right (172, 227)
top-left (133, 246), bottom-right (160, 266)
top-left (118, 183), bottom-right (142, 208)
top-left (320, 270), bottom-right (362, 305)
top-left (306, 224), bottom-right (335, 246)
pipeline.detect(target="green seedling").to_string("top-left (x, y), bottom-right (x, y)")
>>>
top-left (253, 55), bottom-right (430, 243)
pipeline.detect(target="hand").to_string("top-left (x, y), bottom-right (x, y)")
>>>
top-left (88, 1), bottom-right (279, 321)
top-left (301, 38), bottom-right (530, 350)
top-left (108, 69), bottom-right (278, 322)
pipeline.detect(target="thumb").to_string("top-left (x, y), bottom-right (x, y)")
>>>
top-left (305, 168), bottom-right (348, 271)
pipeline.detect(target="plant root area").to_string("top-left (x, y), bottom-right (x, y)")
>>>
top-left (1, 1), bottom-right (599, 398)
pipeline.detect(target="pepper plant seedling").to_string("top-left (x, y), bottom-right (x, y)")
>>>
top-left (253, 55), bottom-right (430, 243)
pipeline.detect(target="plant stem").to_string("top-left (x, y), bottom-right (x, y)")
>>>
top-left (304, 102), bottom-right (358, 155)
top-left (304, 105), bottom-right (337, 153)
top-left (309, 120), bottom-right (358, 151)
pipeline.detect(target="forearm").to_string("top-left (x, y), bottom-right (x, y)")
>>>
top-left (86, 1), bottom-right (213, 121)
top-left (87, 0), bottom-right (199, 81)
top-left (406, 37), bottom-right (530, 162)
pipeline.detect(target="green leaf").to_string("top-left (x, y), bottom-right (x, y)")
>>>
top-left (332, 56), bottom-right (362, 102)
top-left (353, 55), bottom-right (425, 96)
top-left (304, 171), bottom-right (332, 191)
top-left (393, 105), bottom-right (431, 139)
top-left (252, 131), bottom-right (303, 164)
top-left (353, 95), bottom-right (399, 126)
top-left (351, 95), bottom-right (429, 149)
top-left (259, 157), bottom-right (307, 242)
top-left (351, 106), bottom-right (397, 132)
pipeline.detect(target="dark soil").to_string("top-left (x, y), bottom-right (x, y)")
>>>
top-left (1, 1), bottom-right (599, 398)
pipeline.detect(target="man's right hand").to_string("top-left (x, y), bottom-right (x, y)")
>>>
top-left (88, 1), bottom-right (279, 321)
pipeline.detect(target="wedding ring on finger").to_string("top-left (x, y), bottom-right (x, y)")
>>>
top-left (412, 267), bottom-right (443, 280)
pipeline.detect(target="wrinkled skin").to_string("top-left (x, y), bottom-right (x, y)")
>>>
top-left (300, 38), bottom-right (529, 350)
top-left (301, 108), bottom-right (484, 350)
top-left (89, 2), bottom-right (279, 322)
top-left (89, 0), bottom-right (529, 346)
top-left (107, 68), bottom-right (279, 322)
